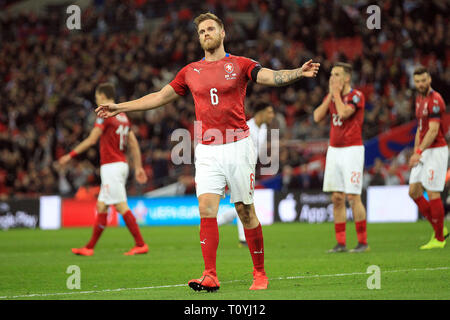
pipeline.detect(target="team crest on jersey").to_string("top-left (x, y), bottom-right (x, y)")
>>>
top-left (224, 62), bottom-right (237, 80)
top-left (422, 107), bottom-right (428, 116)
top-left (432, 105), bottom-right (440, 114)
top-left (224, 62), bottom-right (234, 74)
top-left (352, 94), bottom-right (360, 104)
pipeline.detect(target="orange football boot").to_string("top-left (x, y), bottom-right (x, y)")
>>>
top-left (71, 247), bottom-right (94, 256)
top-left (188, 270), bottom-right (220, 292)
top-left (249, 270), bottom-right (268, 290)
top-left (124, 243), bottom-right (149, 256)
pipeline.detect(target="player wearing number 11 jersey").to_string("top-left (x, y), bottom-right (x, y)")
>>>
top-left (58, 83), bottom-right (148, 256)
top-left (95, 12), bottom-right (320, 291)
top-left (314, 62), bottom-right (368, 253)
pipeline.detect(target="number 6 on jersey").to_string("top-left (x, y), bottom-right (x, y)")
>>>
top-left (210, 88), bottom-right (219, 106)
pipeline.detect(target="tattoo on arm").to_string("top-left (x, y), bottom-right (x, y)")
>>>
top-left (273, 68), bottom-right (302, 86)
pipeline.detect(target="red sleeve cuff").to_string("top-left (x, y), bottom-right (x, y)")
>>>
top-left (168, 82), bottom-right (186, 96)
top-left (69, 150), bottom-right (78, 158)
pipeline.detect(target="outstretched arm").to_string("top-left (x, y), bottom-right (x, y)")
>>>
top-left (95, 84), bottom-right (180, 118)
top-left (58, 127), bottom-right (102, 165)
top-left (256, 59), bottom-right (320, 87)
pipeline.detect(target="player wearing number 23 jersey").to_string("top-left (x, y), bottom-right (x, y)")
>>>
top-left (322, 87), bottom-right (365, 194)
top-left (327, 89), bottom-right (364, 148)
top-left (314, 62), bottom-right (368, 254)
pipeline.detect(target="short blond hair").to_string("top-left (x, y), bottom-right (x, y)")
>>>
top-left (194, 12), bottom-right (224, 30)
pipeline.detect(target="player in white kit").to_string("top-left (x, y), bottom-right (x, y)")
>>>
top-left (216, 103), bottom-right (275, 246)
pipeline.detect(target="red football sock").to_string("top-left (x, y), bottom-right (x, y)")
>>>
top-left (244, 223), bottom-right (265, 274)
top-left (429, 198), bottom-right (445, 241)
top-left (413, 195), bottom-right (432, 224)
top-left (335, 222), bottom-right (346, 246)
top-left (122, 210), bottom-right (145, 247)
top-left (355, 220), bottom-right (368, 245)
top-left (86, 212), bottom-right (107, 249)
top-left (199, 218), bottom-right (219, 276)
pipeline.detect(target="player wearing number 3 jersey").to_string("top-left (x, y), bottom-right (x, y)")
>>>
top-left (408, 66), bottom-right (448, 250)
top-left (314, 62), bottom-right (368, 254)
top-left (58, 83), bottom-right (149, 256)
top-left (95, 12), bottom-right (320, 291)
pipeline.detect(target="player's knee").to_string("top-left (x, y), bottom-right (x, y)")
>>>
top-left (346, 194), bottom-right (360, 207)
top-left (198, 202), bottom-right (216, 218)
top-left (96, 202), bottom-right (107, 213)
top-left (331, 193), bottom-right (345, 208)
top-left (408, 188), bottom-right (420, 200)
top-left (115, 202), bottom-right (129, 215)
top-left (235, 203), bottom-right (251, 225)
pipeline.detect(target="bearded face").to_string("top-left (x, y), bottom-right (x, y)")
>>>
top-left (197, 19), bottom-right (224, 52)
top-left (413, 73), bottom-right (431, 95)
top-left (200, 33), bottom-right (222, 51)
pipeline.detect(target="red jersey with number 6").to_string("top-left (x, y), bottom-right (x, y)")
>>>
top-left (169, 54), bottom-right (260, 145)
top-left (325, 89), bottom-right (365, 147)
top-left (94, 113), bottom-right (130, 165)
top-left (415, 89), bottom-right (447, 149)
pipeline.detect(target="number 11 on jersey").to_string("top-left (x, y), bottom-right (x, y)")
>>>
top-left (115, 125), bottom-right (129, 150)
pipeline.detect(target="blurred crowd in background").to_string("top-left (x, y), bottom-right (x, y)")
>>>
top-left (0, 0), bottom-right (449, 199)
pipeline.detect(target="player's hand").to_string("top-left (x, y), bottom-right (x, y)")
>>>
top-left (300, 59), bottom-right (320, 78)
top-left (135, 167), bottom-right (148, 184)
top-left (58, 154), bottom-right (71, 166)
top-left (329, 77), bottom-right (344, 96)
top-left (408, 153), bottom-right (421, 168)
top-left (95, 103), bottom-right (120, 119)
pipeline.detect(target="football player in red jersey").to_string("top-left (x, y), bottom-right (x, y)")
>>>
top-left (59, 83), bottom-right (149, 256)
top-left (96, 12), bottom-right (319, 291)
top-left (408, 66), bottom-right (448, 249)
top-left (313, 62), bottom-right (369, 253)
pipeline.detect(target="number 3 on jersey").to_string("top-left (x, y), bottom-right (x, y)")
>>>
top-left (115, 125), bottom-right (129, 150)
top-left (210, 88), bottom-right (219, 106)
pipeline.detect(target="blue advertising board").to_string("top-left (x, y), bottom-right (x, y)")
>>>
top-left (119, 195), bottom-right (235, 226)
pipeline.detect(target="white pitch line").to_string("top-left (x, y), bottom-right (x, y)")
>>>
top-left (1, 266), bottom-right (448, 300)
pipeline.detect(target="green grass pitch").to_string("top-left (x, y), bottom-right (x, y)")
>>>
top-left (0, 221), bottom-right (449, 300)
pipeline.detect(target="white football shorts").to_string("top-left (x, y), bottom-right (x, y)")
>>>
top-left (409, 145), bottom-right (448, 192)
top-left (98, 161), bottom-right (129, 205)
top-left (195, 136), bottom-right (257, 204)
top-left (323, 145), bottom-right (365, 195)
